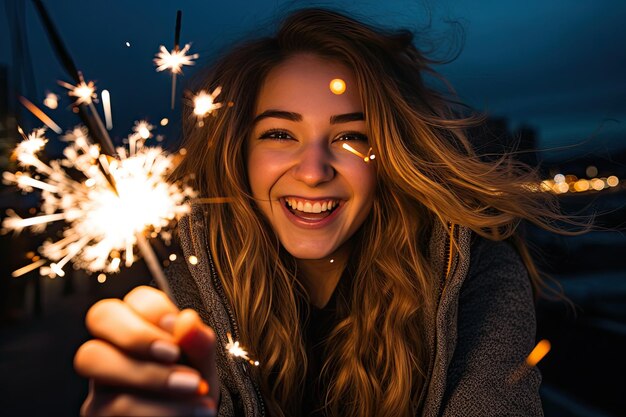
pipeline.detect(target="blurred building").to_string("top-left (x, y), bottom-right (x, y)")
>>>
top-left (0, 64), bottom-right (16, 170)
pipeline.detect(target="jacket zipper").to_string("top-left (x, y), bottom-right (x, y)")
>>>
top-left (207, 250), bottom-right (267, 417)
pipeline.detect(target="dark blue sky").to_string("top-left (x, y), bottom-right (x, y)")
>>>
top-left (2, 0), bottom-right (626, 161)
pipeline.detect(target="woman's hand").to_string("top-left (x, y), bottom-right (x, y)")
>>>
top-left (74, 286), bottom-right (219, 416)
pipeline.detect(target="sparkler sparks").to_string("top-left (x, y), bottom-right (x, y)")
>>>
top-left (60, 79), bottom-right (97, 105)
top-left (341, 143), bottom-right (376, 163)
top-left (192, 87), bottom-right (223, 122)
top-left (154, 44), bottom-right (199, 74)
top-left (19, 97), bottom-right (62, 134)
top-left (226, 332), bottom-right (259, 366)
top-left (2, 126), bottom-right (197, 279)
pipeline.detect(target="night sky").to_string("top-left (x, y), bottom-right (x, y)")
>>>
top-left (2, 0), bottom-right (626, 161)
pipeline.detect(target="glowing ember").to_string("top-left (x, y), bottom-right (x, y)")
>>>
top-left (526, 339), bottom-right (551, 367)
top-left (43, 92), bottom-right (59, 109)
top-left (341, 143), bottom-right (376, 163)
top-left (226, 332), bottom-right (259, 366)
top-left (192, 87), bottom-right (223, 117)
top-left (154, 44), bottom-right (199, 74)
top-left (2, 127), bottom-right (196, 278)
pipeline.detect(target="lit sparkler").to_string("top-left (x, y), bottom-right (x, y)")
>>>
top-left (2, 126), bottom-right (197, 285)
top-left (154, 43), bottom-right (199, 74)
top-left (192, 87), bottom-right (223, 126)
top-left (342, 143), bottom-right (376, 163)
top-left (154, 11), bottom-right (198, 109)
top-left (59, 79), bottom-right (97, 106)
top-left (226, 332), bottom-right (259, 366)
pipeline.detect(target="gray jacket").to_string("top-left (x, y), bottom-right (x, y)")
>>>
top-left (166, 207), bottom-right (543, 416)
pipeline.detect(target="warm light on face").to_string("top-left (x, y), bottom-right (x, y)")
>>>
top-left (247, 55), bottom-right (376, 260)
top-left (329, 78), bottom-right (346, 95)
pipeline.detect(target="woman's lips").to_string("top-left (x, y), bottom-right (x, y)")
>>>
top-left (280, 197), bottom-right (344, 229)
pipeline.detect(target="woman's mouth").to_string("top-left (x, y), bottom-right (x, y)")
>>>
top-left (281, 197), bottom-right (343, 226)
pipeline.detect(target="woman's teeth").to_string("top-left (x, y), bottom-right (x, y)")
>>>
top-left (285, 198), bottom-right (339, 213)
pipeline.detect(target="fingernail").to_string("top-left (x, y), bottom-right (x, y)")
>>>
top-left (167, 371), bottom-right (202, 393)
top-left (159, 313), bottom-right (176, 332)
top-left (193, 406), bottom-right (216, 417)
top-left (197, 379), bottom-right (209, 396)
top-left (150, 340), bottom-right (180, 362)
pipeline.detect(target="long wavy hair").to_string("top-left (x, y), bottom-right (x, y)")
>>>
top-left (174, 8), bottom-right (573, 417)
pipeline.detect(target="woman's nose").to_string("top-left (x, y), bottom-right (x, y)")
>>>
top-left (291, 142), bottom-right (335, 187)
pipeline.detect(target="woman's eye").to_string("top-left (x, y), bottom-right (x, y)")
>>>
top-left (335, 132), bottom-right (369, 142)
top-left (259, 130), bottom-right (293, 140)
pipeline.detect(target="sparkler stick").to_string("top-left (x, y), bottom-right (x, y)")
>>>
top-left (32, 0), bottom-right (111, 153)
top-left (136, 233), bottom-right (172, 298)
top-left (171, 10), bottom-right (182, 110)
top-left (18, 96), bottom-right (62, 133)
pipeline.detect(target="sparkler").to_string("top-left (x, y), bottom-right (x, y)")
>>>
top-left (154, 11), bottom-right (199, 109)
top-left (2, 126), bottom-right (197, 297)
top-left (191, 87), bottom-right (223, 126)
top-left (226, 332), bottom-right (259, 366)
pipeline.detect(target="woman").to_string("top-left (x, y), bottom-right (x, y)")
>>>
top-left (74, 8), bottom-right (563, 417)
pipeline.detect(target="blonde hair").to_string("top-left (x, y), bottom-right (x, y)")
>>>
top-left (175, 8), bottom-right (575, 417)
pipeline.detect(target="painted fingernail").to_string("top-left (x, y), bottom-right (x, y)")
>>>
top-left (167, 371), bottom-right (202, 393)
top-left (150, 340), bottom-right (180, 362)
top-left (193, 406), bottom-right (217, 417)
top-left (159, 313), bottom-right (176, 332)
top-left (197, 379), bottom-right (209, 396)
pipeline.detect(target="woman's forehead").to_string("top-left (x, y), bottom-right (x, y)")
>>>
top-left (255, 54), bottom-right (363, 116)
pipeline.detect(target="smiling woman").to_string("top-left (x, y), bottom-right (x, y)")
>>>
top-left (73, 7), bottom-right (578, 417)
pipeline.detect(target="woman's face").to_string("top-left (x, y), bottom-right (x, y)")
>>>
top-left (247, 54), bottom-right (376, 260)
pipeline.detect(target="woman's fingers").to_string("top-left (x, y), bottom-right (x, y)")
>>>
top-left (123, 286), bottom-right (180, 332)
top-left (86, 298), bottom-right (179, 362)
top-left (174, 309), bottom-right (219, 402)
top-left (74, 339), bottom-right (210, 396)
top-left (81, 383), bottom-right (216, 417)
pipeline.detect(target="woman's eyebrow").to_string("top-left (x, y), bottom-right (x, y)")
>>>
top-left (253, 110), bottom-right (302, 125)
top-left (253, 110), bottom-right (365, 125)
top-left (330, 112), bottom-right (364, 124)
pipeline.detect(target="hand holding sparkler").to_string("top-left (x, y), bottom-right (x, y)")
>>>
top-left (75, 286), bottom-right (219, 416)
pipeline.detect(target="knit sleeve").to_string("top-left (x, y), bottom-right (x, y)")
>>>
top-left (440, 239), bottom-right (544, 416)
